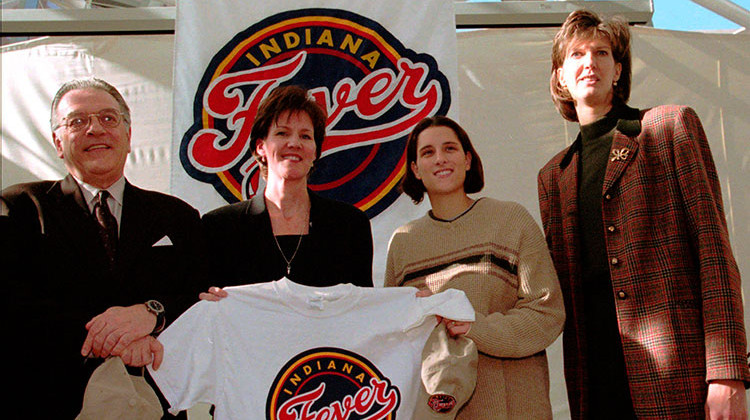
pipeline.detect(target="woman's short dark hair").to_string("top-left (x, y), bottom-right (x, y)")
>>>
top-left (550, 9), bottom-right (632, 122)
top-left (400, 116), bottom-right (484, 204)
top-left (250, 85), bottom-right (327, 178)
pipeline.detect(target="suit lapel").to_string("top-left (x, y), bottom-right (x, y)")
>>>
top-left (245, 192), bottom-right (275, 242)
top-left (559, 153), bottom-right (579, 222)
top-left (51, 175), bottom-right (109, 263)
top-left (558, 148), bottom-right (581, 278)
top-left (557, 133), bottom-right (580, 233)
top-left (55, 174), bottom-right (98, 235)
top-left (603, 135), bottom-right (639, 195)
top-left (558, 137), bottom-right (601, 349)
top-left (118, 182), bottom-right (159, 264)
top-left (602, 112), bottom-right (642, 195)
top-left (59, 174), bottom-right (89, 213)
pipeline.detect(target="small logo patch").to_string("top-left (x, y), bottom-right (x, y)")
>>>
top-left (427, 394), bottom-right (456, 413)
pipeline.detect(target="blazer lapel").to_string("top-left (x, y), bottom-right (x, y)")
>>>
top-left (245, 191), bottom-right (275, 242)
top-left (559, 148), bottom-right (581, 273)
top-left (602, 112), bottom-right (642, 195)
top-left (555, 138), bottom-right (591, 338)
top-left (52, 175), bottom-right (108, 263)
top-left (247, 191), bottom-right (267, 216)
top-left (118, 182), bottom-right (158, 264)
top-left (59, 174), bottom-right (89, 213)
top-left (55, 174), bottom-right (97, 234)
top-left (558, 137), bottom-right (580, 224)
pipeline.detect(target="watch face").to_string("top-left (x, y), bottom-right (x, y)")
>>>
top-left (147, 300), bottom-right (164, 313)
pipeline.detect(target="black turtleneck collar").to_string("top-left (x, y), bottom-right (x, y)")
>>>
top-left (559, 103), bottom-right (642, 170)
top-left (581, 106), bottom-right (620, 142)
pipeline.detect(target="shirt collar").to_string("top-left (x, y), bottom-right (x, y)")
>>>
top-left (74, 175), bottom-right (126, 213)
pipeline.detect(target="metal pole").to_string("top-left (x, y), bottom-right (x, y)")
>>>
top-left (689, 0), bottom-right (750, 31)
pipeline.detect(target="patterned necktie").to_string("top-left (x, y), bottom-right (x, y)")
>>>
top-left (94, 190), bottom-right (118, 265)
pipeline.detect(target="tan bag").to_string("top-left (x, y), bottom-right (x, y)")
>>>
top-left (76, 357), bottom-right (163, 420)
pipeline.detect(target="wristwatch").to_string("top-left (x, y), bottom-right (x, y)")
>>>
top-left (145, 300), bottom-right (166, 335)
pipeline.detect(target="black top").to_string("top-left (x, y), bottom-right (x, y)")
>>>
top-left (202, 190), bottom-right (374, 288)
top-left (578, 106), bottom-right (636, 418)
top-left (578, 110), bottom-right (617, 281)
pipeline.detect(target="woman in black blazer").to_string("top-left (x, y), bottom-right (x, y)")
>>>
top-left (201, 85), bottom-right (374, 290)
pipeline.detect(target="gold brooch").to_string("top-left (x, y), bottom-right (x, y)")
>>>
top-left (610, 148), bottom-right (630, 162)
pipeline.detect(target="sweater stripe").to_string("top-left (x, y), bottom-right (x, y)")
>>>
top-left (402, 253), bottom-right (518, 284)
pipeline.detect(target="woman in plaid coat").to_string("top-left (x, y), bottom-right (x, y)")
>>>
top-left (538, 9), bottom-right (749, 419)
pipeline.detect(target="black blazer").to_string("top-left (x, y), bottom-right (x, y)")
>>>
top-left (1, 175), bottom-right (208, 418)
top-left (202, 190), bottom-right (373, 288)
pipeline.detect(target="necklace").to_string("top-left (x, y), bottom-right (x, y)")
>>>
top-left (273, 234), bottom-right (303, 275)
top-left (268, 196), bottom-right (310, 276)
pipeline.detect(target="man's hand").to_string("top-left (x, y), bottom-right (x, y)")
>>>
top-left (81, 304), bottom-right (156, 359)
top-left (706, 380), bottom-right (748, 420)
top-left (120, 336), bottom-right (164, 370)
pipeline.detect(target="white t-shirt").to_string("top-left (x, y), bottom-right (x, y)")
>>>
top-left (149, 278), bottom-right (474, 419)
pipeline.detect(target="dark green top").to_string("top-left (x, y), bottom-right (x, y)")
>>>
top-left (578, 106), bottom-right (636, 418)
top-left (579, 111), bottom-right (616, 281)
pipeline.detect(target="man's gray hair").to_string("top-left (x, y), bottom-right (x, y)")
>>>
top-left (50, 78), bottom-right (131, 131)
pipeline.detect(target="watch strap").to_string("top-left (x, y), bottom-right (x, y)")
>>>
top-left (145, 300), bottom-right (166, 335)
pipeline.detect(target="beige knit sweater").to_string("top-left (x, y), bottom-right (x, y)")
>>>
top-left (385, 198), bottom-right (565, 419)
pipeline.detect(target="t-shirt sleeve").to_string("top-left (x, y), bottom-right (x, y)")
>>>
top-left (148, 300), bottom-right (220, 414)
top-left (404, 288), bottom-right (475, 331)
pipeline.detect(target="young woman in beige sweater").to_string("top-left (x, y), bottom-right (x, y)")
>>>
top-left (385, 116), bottom-right (565, 419)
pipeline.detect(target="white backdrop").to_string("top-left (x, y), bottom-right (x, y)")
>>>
top-left (170, 0), bottom-right (459, 281)
top-left (3, 27), bottom-right (749, 418)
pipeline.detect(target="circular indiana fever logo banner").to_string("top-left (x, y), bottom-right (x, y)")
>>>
top-left (180, 8), bottom-right (451, 218)
top-left (266, 347), bottom-right (401, 420)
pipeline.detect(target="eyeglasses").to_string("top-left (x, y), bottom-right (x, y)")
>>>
top-left (55, 110), bottom-right (127, 132)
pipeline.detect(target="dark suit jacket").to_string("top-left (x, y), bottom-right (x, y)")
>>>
top-left (202, 190), bottom-right (373, 288)
top-left (538, 105), bottom-right (749, 418)
top-left (1, 175), bottom-right (208, 418)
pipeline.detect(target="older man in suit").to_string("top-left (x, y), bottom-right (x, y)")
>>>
top-left (1, 78), bottom-right (206, 418)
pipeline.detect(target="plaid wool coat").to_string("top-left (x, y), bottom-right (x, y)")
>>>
top-left (537, 105), bottom-right (749, 419)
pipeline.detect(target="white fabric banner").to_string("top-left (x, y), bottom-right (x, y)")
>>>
top-left (171, 0), bottom-right (459, 279)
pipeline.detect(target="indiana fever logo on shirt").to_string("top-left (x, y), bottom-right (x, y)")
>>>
top-left (266, 347), bottom-right (401, 419)
top-left (180, 8), bottom-right (451, 218)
